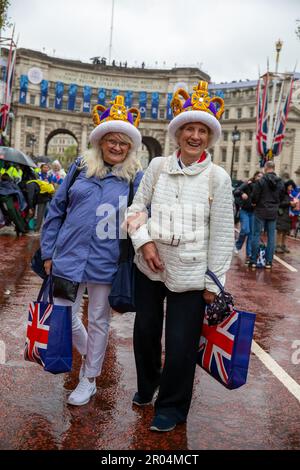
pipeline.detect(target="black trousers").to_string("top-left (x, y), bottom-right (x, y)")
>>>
top-left (134, 268), bottom-right (205, 423)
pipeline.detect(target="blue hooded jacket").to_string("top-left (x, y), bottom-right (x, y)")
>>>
top-left (41, 161), bottom-right (143, 283)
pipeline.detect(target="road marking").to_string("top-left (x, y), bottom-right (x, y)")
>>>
top-left (273, 255), bottom-right (298, 272)
top-left (252, 341), bottom-right (300, 404)
top-left (0, 340), bottom-right (5, 364)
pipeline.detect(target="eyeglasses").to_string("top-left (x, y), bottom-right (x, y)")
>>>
top-left (104, 138), bottom-right (130, 149)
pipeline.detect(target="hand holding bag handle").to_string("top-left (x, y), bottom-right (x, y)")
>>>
top-left (204, 270), bottom-right (234, 326)
top-left (205, 269), bottom-right (225, 293)
top-left (37, 274), bottom-right (54, 304)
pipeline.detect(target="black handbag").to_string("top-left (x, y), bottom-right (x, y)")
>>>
top-left (52, 276), bottom-right (79, 303)
top-left (108, 181), bottom-right (135, 313)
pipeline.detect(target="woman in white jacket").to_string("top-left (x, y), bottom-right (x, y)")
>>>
top-left (127, 81), bottom-right (234, 432)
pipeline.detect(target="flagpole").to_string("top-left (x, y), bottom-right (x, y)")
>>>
top-left (266, 40), bottom-right (283, 158)
top-left (108, 0), bottom-right (115, 65)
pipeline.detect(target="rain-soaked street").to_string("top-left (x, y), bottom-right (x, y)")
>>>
top-left (0, 228), bottom-right (300, 451)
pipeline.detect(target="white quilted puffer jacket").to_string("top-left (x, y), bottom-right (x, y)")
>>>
top-left (128, 151), bottom-right (234, 294)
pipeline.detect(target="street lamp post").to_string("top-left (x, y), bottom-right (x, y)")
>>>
top-left (230, 125), bottom-right (240, 180)
top-left (29, 135), bottom-right (37, 156)
top-left (275, 38), bottom-right (283, 74)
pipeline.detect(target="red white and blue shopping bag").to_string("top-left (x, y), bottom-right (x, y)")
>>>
top-left (197, 271), bottom-right (256, 389)
top-left (24, 275), bottom-right (72, 374)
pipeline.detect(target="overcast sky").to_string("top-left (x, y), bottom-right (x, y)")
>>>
top-left (5, 0), bottom-right (300, 83)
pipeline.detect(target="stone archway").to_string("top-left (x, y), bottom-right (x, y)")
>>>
top-left (142, 136), bottom-right (163, 159)
top-left (45, 128), bottom-right (79, 156)
top-left (138, 136), bottom-right (163, 169)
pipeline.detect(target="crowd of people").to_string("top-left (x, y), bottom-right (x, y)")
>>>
top-left (233, 163), bottom-right (300, 268)
top-left (0, 160), bottom-right (66, 234)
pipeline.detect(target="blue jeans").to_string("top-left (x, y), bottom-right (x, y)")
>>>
top-left (235, 210), bottom-right (253, 257)
top-left (251, 216), bottom-right (276, 264)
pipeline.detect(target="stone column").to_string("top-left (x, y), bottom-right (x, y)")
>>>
top-left (164, 130), bottom-right (170, 157)
top-left (39, 119), bottom-right (46, 156)
top-left (14, 116), bottom-right (22, 150)
top-left (213, 143), bottom-right (220, 164)
top-left (80, 125), bottom-right (88, 155)
top-left (237, 130), bottom-right (246, 179)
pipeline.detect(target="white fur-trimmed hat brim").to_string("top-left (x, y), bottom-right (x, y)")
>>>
top-left (168, 110), bottom-right (222, 147)
top-left (89, 120), bottom-right (142, 151)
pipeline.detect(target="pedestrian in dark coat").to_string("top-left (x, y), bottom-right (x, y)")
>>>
top-left (234, 171), bottom-right (263, 263)
top-left (250, 160), bottom-right (285, 268)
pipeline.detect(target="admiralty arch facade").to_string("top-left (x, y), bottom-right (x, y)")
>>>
top-left (10, 48), bottom-right (300, 183)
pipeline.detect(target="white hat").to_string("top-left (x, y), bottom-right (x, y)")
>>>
top-left (168, 81), bottom-right (225, 147)
top-left (89, 96), bottom-right (142, 151)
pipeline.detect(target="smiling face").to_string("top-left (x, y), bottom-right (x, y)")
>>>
top-left (100, 132), bottom-right (131, 166)
top-left (177, 122), bottom-right (210, 162)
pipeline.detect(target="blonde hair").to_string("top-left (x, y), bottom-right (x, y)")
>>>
top-left (81, 132), bottom-right (142, 182)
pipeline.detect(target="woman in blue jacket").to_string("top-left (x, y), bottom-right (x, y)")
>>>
top-left (41, 96), bottom-right (143, 406)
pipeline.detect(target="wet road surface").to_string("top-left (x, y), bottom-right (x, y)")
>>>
top-left (0, 229), bottom-right (300, 450)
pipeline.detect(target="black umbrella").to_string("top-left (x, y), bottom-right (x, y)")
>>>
top-left (0, 146), bottom-right (37, 168)
top-left (32, 155), bottom-right (52, 164)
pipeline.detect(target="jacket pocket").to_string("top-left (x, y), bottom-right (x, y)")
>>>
top-left (178, 252), bottom-right (205, 264)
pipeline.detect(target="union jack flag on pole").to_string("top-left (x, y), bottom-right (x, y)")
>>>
top-left (256, 72), bottom-right (294, 166)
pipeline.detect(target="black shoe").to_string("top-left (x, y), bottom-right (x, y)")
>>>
top-left (245, 257), bottom-right (251, 265)
top-left (150, 414), bottom-right (177, 432)
top-left (132, 392), bottom-right (153, 407)
top-left (265, 262), bottom-right (272, 269)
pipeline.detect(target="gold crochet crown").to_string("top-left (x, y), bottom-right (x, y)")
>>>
top-left (92, 95), bottom-right (141, 128)
top-left (171, 81), bottom-right (224, 120)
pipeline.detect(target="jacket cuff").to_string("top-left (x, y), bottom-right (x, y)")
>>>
top-left (204, 273), bottom-right (226, 295)
top-left (130, 224), bottom-right (153, 251)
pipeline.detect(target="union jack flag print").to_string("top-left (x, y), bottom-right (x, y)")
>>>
top-left (198, 309), bottom-right (256, 389)
top-left (24, 302), bottom-right (52, 367)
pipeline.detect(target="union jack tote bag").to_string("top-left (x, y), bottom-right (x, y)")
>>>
top-left (24, 275), bottom-right (72, 374)
top-left (197, 271), bottom-right (256, 389)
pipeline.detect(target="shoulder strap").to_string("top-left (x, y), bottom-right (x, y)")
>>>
top-left (119, 180), bottom-right (135, 262)
top-left (208, 163), bottom-right (215, 208)
top-left (62, 164), bottom-right (82, 222)
top-left (152, 157), bottom-right (166, 190)
top-left (128, 180), bottom-right (134, 207)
